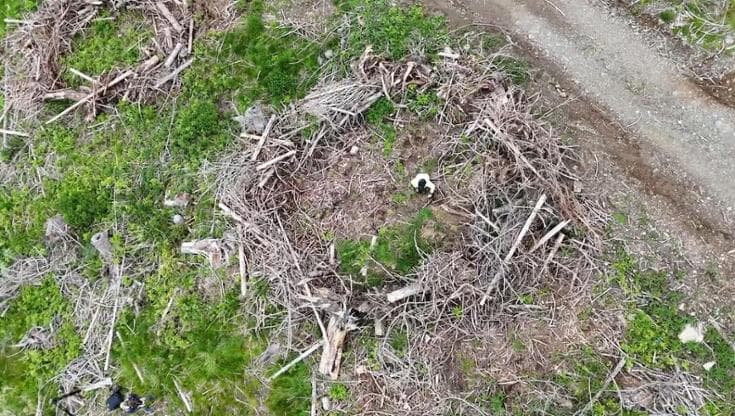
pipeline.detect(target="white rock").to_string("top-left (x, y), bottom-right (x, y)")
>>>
top-left (349, 145), bottom-right (359, 155)
top-left (324, 49), bottom-right (335, 59)
top-left (703, 361), bottom-right (716, 371)
top-left (321, 397), bottom-right (331, 411)
top-left (678, 322), bottom-right (704, 344)
top-left (172, 214), bottom-right (185, 225)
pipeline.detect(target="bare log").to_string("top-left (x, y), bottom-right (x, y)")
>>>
top-left (386, 283), bottom-right (422, 303)
top-left (164, 42), bottom-right (184, 68)
top-left (155, 3), bottom-right (184, 32)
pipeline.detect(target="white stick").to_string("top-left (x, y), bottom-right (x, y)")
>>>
top-left (155, 3), bottom-right (184, 32)
top-left (256, 150), bottom-right (297, 171)
top-left (81, 378), bottom-right (112, 392)
top-left (104, 273), bottom-right (122, 372)
top-left (530, 220), bottom-right (570, 253)
top-left (251, 114), bottom-right (277, 161)
top-left (474, 209), bottom-right (500, 233)
top-left (504, 194), bottom-right (547, 262)
top-left (173, 378), bottom-right (193, 413)
top-left (386, 284), bottom-right (422, 303)
top-left (154, 58), bottom-right (194, 88)
top-left (157, 289), bottom-right (179, 336)
top-left (269, 341), bottom-right (323, 380)
top-left (0, 128), bottom-right (29, 137)
top-left (164, 42), bottom-right (184, 68)
top-left (133, 363), bottom-right (145, 384)
top-left (68, 68), bottom-right (97, 84)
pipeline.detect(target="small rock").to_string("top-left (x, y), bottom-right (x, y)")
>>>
top-left (324, 49), bottom-right (335, 59)
top-left (349, 145), bottom-right (359, 155)
top-left (172, 214), bottom-right (185, 225)
top-left (355, 365), bottom-right (368, 375)
top-left (678, 322), bottom-right (704, 344)
top-left (234, 104), bottom-right (268, 135)
top-left (321, 397), bottom-right (331, 411)
top-left (703, 361), bottom-right (716, 371)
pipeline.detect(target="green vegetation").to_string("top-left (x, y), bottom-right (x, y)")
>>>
top-left (492, 56), bottom-right (531, 85)
top-left (328, 383), bottom-right (350, 401)
top-left (0, 0), bottom-right (37, 39)
top-left (337, 208), bottom-right (435, 287)
top-left (406, 86), bottom-right (443, 120)
top-left (610, 247), bottom-right (735, 413)
top-left (638, 0), bottom-right (735, 52)
top-left (336, 0), bottom-right (448, 60)
top-left (0, 277), bottom-right (81, 414)
top-left (62, 13), bottom-right (148, 86)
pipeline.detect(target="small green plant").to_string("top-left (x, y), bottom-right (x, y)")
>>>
top-left (492, 56), bottom-right (530, 85)
top-left (336, 208), bottom-right (436, 286)
top-left (406, 86), bottom-right (442, 120)
top-left (328, 384), bottom-right (350, 401)
top-left (659, 9), bottom-right (677, 23)
top-left (365, 97), bottom-right (396, 125)
top-left (389, 330), bottom-right (409, 357)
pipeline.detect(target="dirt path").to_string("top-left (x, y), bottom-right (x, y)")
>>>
top-left (427, 0), bottom-right (735, 230)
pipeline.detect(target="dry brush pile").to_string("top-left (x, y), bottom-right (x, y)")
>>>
top-left (208, 43), bottom-right (607, 413)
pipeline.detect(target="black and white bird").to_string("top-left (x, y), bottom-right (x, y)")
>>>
top-left (411, 173), bottom-right (436, 196)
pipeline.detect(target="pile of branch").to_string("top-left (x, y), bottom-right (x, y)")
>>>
top-left (620, 367), bottom-right (713, 414)
top-left (2, 0), bottom-right (238, 132)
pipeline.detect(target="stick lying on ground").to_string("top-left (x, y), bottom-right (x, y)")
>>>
top-left (269, 341), bottom-right (323, 380)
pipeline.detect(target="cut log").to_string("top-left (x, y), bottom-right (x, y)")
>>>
top-left (155, 3), bottom-right (184, 32)
top-left (318, 314), bottom-right (356, 379)
top-left (386, 283), bottom-right (422, 303)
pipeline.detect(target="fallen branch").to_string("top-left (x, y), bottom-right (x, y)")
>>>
top-left (46, 71), bottom-right (133, 124)
top-left (574, 357), bottom-right (626, 416)
top-left (155, 2), bottom-right (184, 32)
top-left (386, 283), bottom-right (422, 303)
top-left (0, 128), bottom-right (29, 137)
top-left (530, 219), bottom-right (569, 253)
top-left (173, 378), bottom-right (193, 413)
top-left (256, 150), bottom-right (297, 171)
top-left (251, 114), bottom-right (277, 161)
top-left (154, 58), bottom-right (195, 89)
top-left (269, 341), bottom-right (323, 381)
top-left (164, 42), bottom-right (184, 68)
top-left (504, 194), bottom-right (547, 262)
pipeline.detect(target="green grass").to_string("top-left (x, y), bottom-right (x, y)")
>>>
top-left (62, 13), bottom-right (149, 86)
top-left (328, 383), bottom-right (350, 402)
top-left (337, 208), bottom-right (435, 287)
top-left (0, 277), bottom-right (81, 414)
top-left (336, 0), bottom-right (448, 60)
top-left (0, 0), bottom-right (37, 39)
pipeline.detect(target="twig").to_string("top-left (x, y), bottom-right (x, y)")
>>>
top-left (156, 288), bottom-right (179, 336)
top-left (173, 378), bottom-right (193, 413)
top-left (256, 150), bottom-right (297, 171)
top-left (46, 71), bottom-right (133, 124)
top-left (504, 194), bottom-right (547, 262)
top-left (238, 244), bottom-right (248, 299)
top-left (269, 341), bottom-right (323, 380)
top-left (154, 58), bottom-right (195, 89)
top-left (68, 68), bottom-right (97, 84)
top-left (530, 219), bottom-right (569, 253)
top-left (251, 114), bottom-right (277, 161)
top-left (0, 128), bottom-right (29, 137)
top-left (574, 357), bottom-right (626, 416)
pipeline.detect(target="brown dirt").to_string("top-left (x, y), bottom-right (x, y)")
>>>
top-left (700, 71), bottom-right (735, 108)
